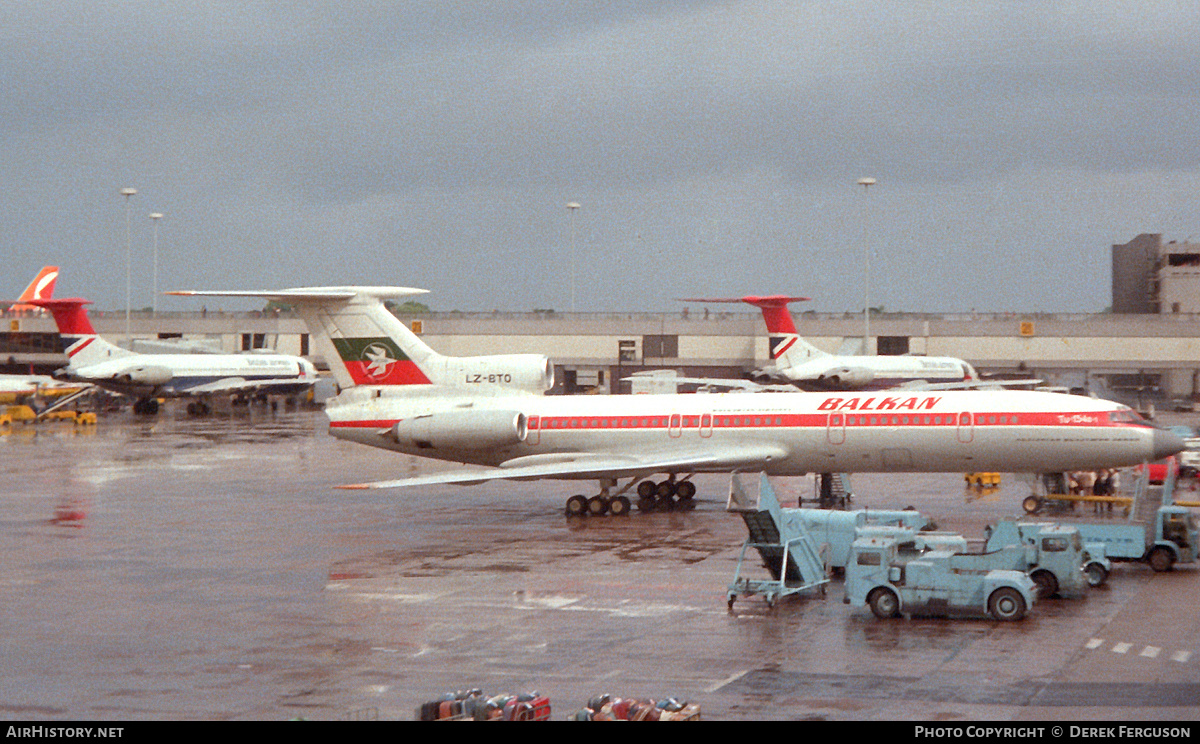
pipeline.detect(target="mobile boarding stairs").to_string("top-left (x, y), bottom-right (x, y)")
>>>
top-left (726, 472), bottom-right (830, 609)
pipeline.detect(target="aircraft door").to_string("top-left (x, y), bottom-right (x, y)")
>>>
top-left (527, 415), bottom-right (541, 446)
top-left (827, 412), bottom-right (846, 445)
top-left (669, 413), bottom-right (682, 438)
top-left (700, 413), bottom-right (713, 438)
top-left (956, 412), bottom-right (973, 443)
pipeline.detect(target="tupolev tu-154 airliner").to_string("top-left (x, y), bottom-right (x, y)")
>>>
top-left (168, 285), bottom-right (1185, 516)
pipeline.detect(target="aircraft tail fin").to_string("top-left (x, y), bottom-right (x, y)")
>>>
top-left (680, 294), bottom-right (828, 368)
top-left (166, 287), bottom-right (438, 390)
top-left (9, 266), bottom-right (59, 314)
top-left (28, 298), bottom-right (130, 367)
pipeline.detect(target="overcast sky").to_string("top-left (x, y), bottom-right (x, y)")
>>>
top-left (5, 1), bottom-right (1200, 315)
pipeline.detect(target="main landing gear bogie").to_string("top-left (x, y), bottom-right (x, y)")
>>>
top-left (564, 478), bottom-right (696, 517)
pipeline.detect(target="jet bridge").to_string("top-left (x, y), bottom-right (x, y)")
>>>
top-left (726, 472), bottom-right (829, 608)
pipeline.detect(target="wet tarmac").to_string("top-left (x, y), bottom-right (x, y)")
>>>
top-left (2, 407), bottom-right (1199, 722)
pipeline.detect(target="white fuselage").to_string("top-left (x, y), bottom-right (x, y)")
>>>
top-left (324, 387), bottom-right (1171, 478)
top-left (780, 355), bottom-right (975, 388)
top-left (69, 353), bottom-right (317, 398)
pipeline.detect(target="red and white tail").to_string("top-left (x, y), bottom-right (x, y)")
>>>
top-left (9, 266), bottom-right (59, 314)
top-left (29, 298), bottom-right (129, 367)
top-left (680, 294), bottom-right (828, 370)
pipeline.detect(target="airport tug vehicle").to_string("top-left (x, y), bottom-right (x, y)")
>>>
top-left (1021, 461), bottom-right (1198, 573)
top-left (984, 519), bottom-right (1106, 593)
top-left (844, 534), bottom-right (1037, 621)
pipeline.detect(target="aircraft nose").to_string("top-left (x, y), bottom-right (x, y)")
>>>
top-left (1153, 428), bottom-right (1187, 461)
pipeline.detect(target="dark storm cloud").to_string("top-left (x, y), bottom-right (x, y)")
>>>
top-left (4, 1), bottom-right (1200, 315)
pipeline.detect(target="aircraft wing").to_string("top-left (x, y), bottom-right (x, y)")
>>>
top-left (892, 378), bottom-right (1044, 391)
top-left (620, 375), bottom-right (796, 393)
top-left (183, 377), bottom-right (313, 395)
top-left (336, 443), bottom-right (789, 490)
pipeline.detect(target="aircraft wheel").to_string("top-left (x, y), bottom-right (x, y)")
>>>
top-left (676, 481), bottom-right (696, 500)
top-left (1148, 546), bottom-right (1175, 572)
top-left (587, 496), bottom-right (609, 516)
top-left (988, 587), bottom-right (1027, 621)
top-left (656, 480), bottom-right (677, 498)
top-left (868, 588), bottom-right (900, 619)
top-left (636, 497), bottom-right (656, 512)
top-left (565, 495), bottom-right (588, 517)
top-left (1021, 495), bottom-right (1042, 514)
top-left (609, 496), bottom-right (631, 517)
top-left (1084, 562), bottom-right (1108, 587)
top-left (637, 481), bottom-right (656, 499)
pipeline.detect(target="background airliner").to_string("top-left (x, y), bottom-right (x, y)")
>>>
top-left (32, 297), bottom-right (317, 415)
top-left (170, 285), bottom-right (1183, 515)
top-left (680, 295), bottom-right (1012, 390)
top-left (1, 266), bottom-right (90, 406)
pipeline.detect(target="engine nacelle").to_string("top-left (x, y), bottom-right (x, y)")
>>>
top-left (817, 366), bottom-right (875, 388)
top-left (115, 365), bottom-right (173, 386)
top-left (391, 409), bottom-right (528, 451)
top-left (442, 354), bottom-right (554, 393)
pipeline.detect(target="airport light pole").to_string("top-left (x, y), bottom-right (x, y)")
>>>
top-left (150, 212), bottom-right (163, 317)
top-left (119, 187), bottom-right (137, 344)
top-left (856, 177), bottom-right (876, 353)
top-left (567, 201), bottom-right (581, 312)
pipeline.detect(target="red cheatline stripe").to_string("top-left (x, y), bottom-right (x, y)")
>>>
top-left (330, 412), bottom-right (1132, 430)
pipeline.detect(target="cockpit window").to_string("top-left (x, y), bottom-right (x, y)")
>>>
top-left (1109, 409), bottom-right (1150, 426)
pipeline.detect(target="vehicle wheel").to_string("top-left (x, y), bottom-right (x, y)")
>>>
top-left (565, 495), bottom-right (588, 517)
top-left (1031, 570), bottom-right (1058, 598)
top-left (637, 481), bottom-right (656, 499)
top-left (587, 496), bottom-right (609, 516)
top-left (1022, 495), bottom-right (1041, 514)
top-left (1148, 546), bottom-right (1175, 572)
top-left (868, 588), bottom-right (900, 619)
top-left (609, 495), bottom-right (631, 516)
top-left (988, 587), bottom-right (1027, 621)
top-left (676, 481), bottom-right (697, 500)
top-left (1083, 562), bottom-right (1108, 587)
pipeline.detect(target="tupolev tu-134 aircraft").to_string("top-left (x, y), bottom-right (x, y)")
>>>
top-left (169, 285), bottom-right (1185, 516)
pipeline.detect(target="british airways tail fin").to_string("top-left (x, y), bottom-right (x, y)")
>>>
top-left (29, 298), bottom-right (130, 367)
top-left (680, 295), bottom-right (828, 370)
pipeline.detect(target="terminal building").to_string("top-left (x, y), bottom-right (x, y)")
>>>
top-left (4, 233), bottom-right (1200, 410)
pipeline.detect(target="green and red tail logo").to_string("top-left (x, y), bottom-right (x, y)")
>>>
top-left (332, 337), bottom-right (432, 385)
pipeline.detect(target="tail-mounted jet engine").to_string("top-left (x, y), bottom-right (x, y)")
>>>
top-left (114, 365), bottom-right (173, 386)
top-left (440, 355), bottom-right (554, 393)
top-left (816, 366), bottom-right (875, 389)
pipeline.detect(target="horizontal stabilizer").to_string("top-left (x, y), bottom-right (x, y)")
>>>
top-left (166, 286), bottom-right (429, 303)
top-left (678, 295), bottom-right (810, 306)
